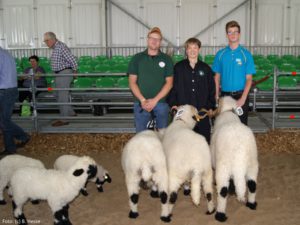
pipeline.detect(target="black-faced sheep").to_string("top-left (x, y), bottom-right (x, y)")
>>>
top-left (121, 130), bottom-right (170, 222)
top-left (211, 96), bottom-right (259, 222)
top-left (54, 154), bottom-right (111, 196)
top-left (10, 156), bottom-right (97, 225)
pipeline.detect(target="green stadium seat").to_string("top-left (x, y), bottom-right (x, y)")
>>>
top-left (172, 55), bottom-right (184, 63)
top-left (116, 77), bottom-right (129, 88)
top-left (16, 66), bottom-right (23, 74)
top-left (95, 77), bottom-right (115, 88)
top-left (278, 76), bottom-right (297, 89)
top-left (281, 55), bottom-right (296, 61)
top-left (94, 64), bottom-right (111, 73)
top-left (78, 65), bottom-right (93, 73)
top-left (279, 63), bottom-right (297, 73)
top-left (204, 55), bottom-right (215, 65)
top-left (259, 64), bottom-right (274, 74)
top-left (256, 77), bottom-right (274, 91)
top-left (73, 78), bottom-right (93, 88)
top-left (94, 55), bottom-right (107, 62)
top-left (267, 54), bottom-right (280, 62)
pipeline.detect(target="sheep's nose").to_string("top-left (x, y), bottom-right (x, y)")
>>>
top-left (105, 174), bottom-right (112, 183)
top-left (88, 165), bottom-right (97, 179)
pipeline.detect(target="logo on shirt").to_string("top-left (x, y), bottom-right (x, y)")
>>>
top-left (159, 61), bottom-right (165, 68)
top-left (198, 70), bottom-right (204, 76)
top-left (236, 58), bottom-right (242, 66)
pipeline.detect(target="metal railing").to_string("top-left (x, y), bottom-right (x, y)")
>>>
top-left (8, 46), bottom-right (300, 59)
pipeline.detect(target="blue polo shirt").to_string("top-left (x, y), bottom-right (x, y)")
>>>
top-left (212, 45), bottom-right (255, 92)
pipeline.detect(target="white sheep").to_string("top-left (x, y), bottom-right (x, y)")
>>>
top-left (162, 105), bottom-right (215, 217)
top-left (121, 130), bottom-right (170, 222)
top-left (54, 154), bottom-right (111, 196)
top-left (211, 96), bottom-right (259, 222)
top-left (10, 156), bottom-right (97, 225)
top-left (0, 155), bottom-right (45, 205)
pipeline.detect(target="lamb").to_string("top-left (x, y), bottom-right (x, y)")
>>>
top-left (162, 105), bottom-right (215, 217)
top-left (54, 154), bottom-right (111, 196)
top-left (121, 130), bottom-right (170, 222)
top-left (10, 156), bottom-right (97, 225)
top-left (0, 155), bottom-right (45, 205)
top-left (210, 96), bottom-right (259, 222)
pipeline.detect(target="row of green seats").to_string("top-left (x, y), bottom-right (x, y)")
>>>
top-left (73, 76), bottom-right (129, 88)
top-left (78, 64), bottom-right (128, 73)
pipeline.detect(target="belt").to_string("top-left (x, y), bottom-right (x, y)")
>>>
top-left (221, 90), bottom-right (244, 96)
top-left (54, 67), bottom-right (72, 74)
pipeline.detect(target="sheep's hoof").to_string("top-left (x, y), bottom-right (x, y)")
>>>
top-left (31, 200), bottom-right (40, 205)
top-left (129, 210), bottom-right (139, 218)
top-left (97, 186), bottom-right (104, 192)
top-left (150, 190), bottom-right (159, 198)
top-left (183, 189), bottom-right (191, 196)
top-left (0, 199), bottom-right (7, 205)
top-left (246, 201), bottom-right (257, 210)
top-left (80, 189), bottom-right (89, 196)
top-left (215, 212), bottom-right (227, 222)
top-left (16, 213), bottom-right (28, 225)
top-left (206, 208), bottom-right (216, 215)
top-left (160, 215), bottom-right (171, 223)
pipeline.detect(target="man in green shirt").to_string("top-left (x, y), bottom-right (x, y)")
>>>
top-left (128, 27), bottom-right (173, 132)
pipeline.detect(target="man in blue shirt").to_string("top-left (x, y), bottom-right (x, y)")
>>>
top-left (213, 21), bottom-right (255, 125)
top-left (0, 47), bottom-right (30, 156)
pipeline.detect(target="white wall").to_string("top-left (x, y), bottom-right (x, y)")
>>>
top-left (0, 0), bottom-right (299, 48)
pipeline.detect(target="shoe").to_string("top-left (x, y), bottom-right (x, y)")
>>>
top-left (52, 120), bottom-right (70, 127)
top-left (16, 136), bottom-right (31, 148)
top-left (0, 150), bottom-right (16, 157)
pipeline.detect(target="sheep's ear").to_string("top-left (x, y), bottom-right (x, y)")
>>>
top-left (73, 169), bottom-right (84, 177)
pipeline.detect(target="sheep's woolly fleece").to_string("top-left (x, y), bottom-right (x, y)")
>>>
top-left (0, 129), bottom-right (299, 155)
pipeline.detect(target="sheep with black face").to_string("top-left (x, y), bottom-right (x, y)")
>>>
top-left (54, 154), bottom-right (111, 196)
top-left (10, 156), bottom-right (97, 225)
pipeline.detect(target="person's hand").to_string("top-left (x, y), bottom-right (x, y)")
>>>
top-left (237, 97), bottom-right (246, 107)
top-left (144, 98), bottom-right (158, 112)
top-left (140, 99), bottom-right (148, 111)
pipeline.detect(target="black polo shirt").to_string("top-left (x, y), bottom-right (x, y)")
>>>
top-left (167, 59), bottom-right (216, 110)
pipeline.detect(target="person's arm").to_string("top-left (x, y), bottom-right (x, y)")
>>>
top-left (167, 66), bottom-right (178, 109)
top-left (237, 74), bottom-right (252, 107)
top-left (146, 76), bottom-right (173, 111)
top-left (61, 46), bottom-right (77, 71)
top-left (129, 74), bottom-right (147, 110)
top-left (214, 73), bottom-right (221, 100)
top-left (208, 69), bottom-right (216, 110)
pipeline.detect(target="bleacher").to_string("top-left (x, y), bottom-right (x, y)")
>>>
top-left (14, 52), bottom-right (300, 133)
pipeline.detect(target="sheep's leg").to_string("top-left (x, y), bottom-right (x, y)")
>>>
top-left (12, 199), bottom-right (28, 225)
top-left (190, 172), bottom-right (201, 206)
top-left (183, 183), bottom-right (191, 196)
top-left (0, 178), bottom-right (8, 204)
top-left (168, 176), bottom-right (182, 217)
top-left (125, 174), bottom-right (140, 219)
top-left (232, 172), bottom-right (246, 203)
top-left (215, 169), bottom-right (230, 222)
top-left (246, 164), bottom-right (258, 210)
top-left (202, 169), bottom-right (215, 214)
top-left (95, 178), bottom-right (104, 192)
top-left (150, 184), bottom-right (159, 198)
top-left (53, 205), bottom-right (71, 225)
top-left (153, 173), bottom-right (170, 222)
top-left (80, 181), bottom-right (89, 196)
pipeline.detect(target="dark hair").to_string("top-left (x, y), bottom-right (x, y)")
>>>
top-left (225, 20), bottom-right (241, 33)
top-left (28, 55), bottom-right (39, 62)
top-left (184, 38), bottom-right (201, 49)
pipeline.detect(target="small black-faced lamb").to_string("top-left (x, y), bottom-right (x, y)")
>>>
top-left (211, 96), bottom-right (259, 222)
top-left (122, 130), bottom-right (170, 222)
top-left (0, 155), bottom-right (45, 205)
top-left (54, 154), bottom-right (111, 196)
top-left (163, 105), bottom-right (215, 217)
top-left (10, 156), bottom-right (97, 225)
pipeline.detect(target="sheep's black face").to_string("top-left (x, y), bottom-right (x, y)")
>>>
top-left (87, 165), bottom-right (97, 179)
top-left (105, 173), bottom-right (112, 183)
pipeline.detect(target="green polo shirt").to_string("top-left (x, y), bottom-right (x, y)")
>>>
top-left (128, 49), bottom-right (173, 103)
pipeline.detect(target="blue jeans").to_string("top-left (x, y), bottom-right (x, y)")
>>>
top-left (0, 87), bottom-right (28, 152)
top-left (134, 102), bottom-right (169, 132)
